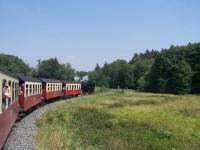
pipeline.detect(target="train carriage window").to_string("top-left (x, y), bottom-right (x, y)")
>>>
top-left (49, 84), bottom-right (51, 91)
top-left (37, 84), bottom-right (40, 94)
top-left (2, 79), bottom-right (7, 112)
top-left (34, 84), bottom-right (36, 95)
top-left (33, 84), bottom-right (35, 95)
top-left (35, 84), bottom-right (37, 94)
top-left (30, 84), bottom-right (32, 96)
top-left (36, 84), bottom-right (38, 94)
top-left (29, 84), bottom-right (31, 96)
top-left (36, 84), bottom-right (37, 94)
top-left (8, 81), bottom-right (12, 106)
top-left (39, 84), bottom-right (41, 93)
top-left (26, 84), bottom-right (28, 97)
top-left (32, 84), bottom-right (34, 95)
top-left (12, 82), bottom-right (15, 103)
top-left (15, 82), bottom-right (18, 101)
top-left (47, 84), bottom-right (49, 92)
top-left (37, 84), bottom-right (39, 94)
top-left (13, 82), bottom-right (15, 102)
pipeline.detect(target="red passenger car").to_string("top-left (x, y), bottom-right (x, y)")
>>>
top-left (63, 82), bottom-right (81, 96)
top-left (18, 76), bottom-right (43, 112)
top-left (40, 78), bottom-right (63, 100)
top-left (0, 69), bottom-right (19, 149)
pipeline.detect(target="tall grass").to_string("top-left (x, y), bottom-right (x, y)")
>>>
top-left (36, 91), bottom-right (200, 150)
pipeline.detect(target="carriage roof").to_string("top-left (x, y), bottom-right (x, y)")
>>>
top-left (18, 75), bottom-right (42, 83)
top-left (39, 78), bottom-right (62, 83)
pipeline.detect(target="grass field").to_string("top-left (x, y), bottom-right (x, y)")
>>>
top-left (36, 89), bottom-right (200, 150)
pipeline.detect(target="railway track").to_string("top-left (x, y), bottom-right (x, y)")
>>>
top-left (3, 97), bottom-right (74, 150)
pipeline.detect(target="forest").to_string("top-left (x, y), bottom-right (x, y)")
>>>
top-left (89, 43), bottom-right (200, 94)
top-left (0, 42), bottom-right (200, 94)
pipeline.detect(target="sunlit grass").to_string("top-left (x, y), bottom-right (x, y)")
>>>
top-left (36, 90), bottom-right (200, 150)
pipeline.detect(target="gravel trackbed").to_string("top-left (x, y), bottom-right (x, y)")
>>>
top-left (4, 100), bottom-right (65, 150)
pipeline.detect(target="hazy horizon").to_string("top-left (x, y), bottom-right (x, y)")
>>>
top-left (0, 0), bottom-right (200, 71)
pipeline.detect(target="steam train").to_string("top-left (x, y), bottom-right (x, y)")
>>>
top-left (0, 68), bottom-right (95, 149)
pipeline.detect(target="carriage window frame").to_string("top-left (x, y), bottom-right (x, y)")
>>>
top-left (26, 84), bottom-right (29, 96)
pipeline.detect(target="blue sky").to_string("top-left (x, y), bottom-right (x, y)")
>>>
top-left (0, 0), bottom-right (200, 71)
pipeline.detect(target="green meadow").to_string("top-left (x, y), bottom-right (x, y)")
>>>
top-left (36, 90), bottom-right (200, 150)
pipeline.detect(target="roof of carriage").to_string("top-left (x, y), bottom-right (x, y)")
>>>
top-left (39, 78), bottom-right (62, 83)
top-left (18, 75), bottom-right (42, 83)
top-left (0, 68), bottom-right (18, 79)
top-left (61, 80), bottom-right (81, 84)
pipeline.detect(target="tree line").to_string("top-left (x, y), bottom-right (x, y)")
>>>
top-left (1, 42), bottom-right (199, 94)
top-left (0, 54), bottom-right (75, 81)
top-left (89, 43), bottom-right (200, 94)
